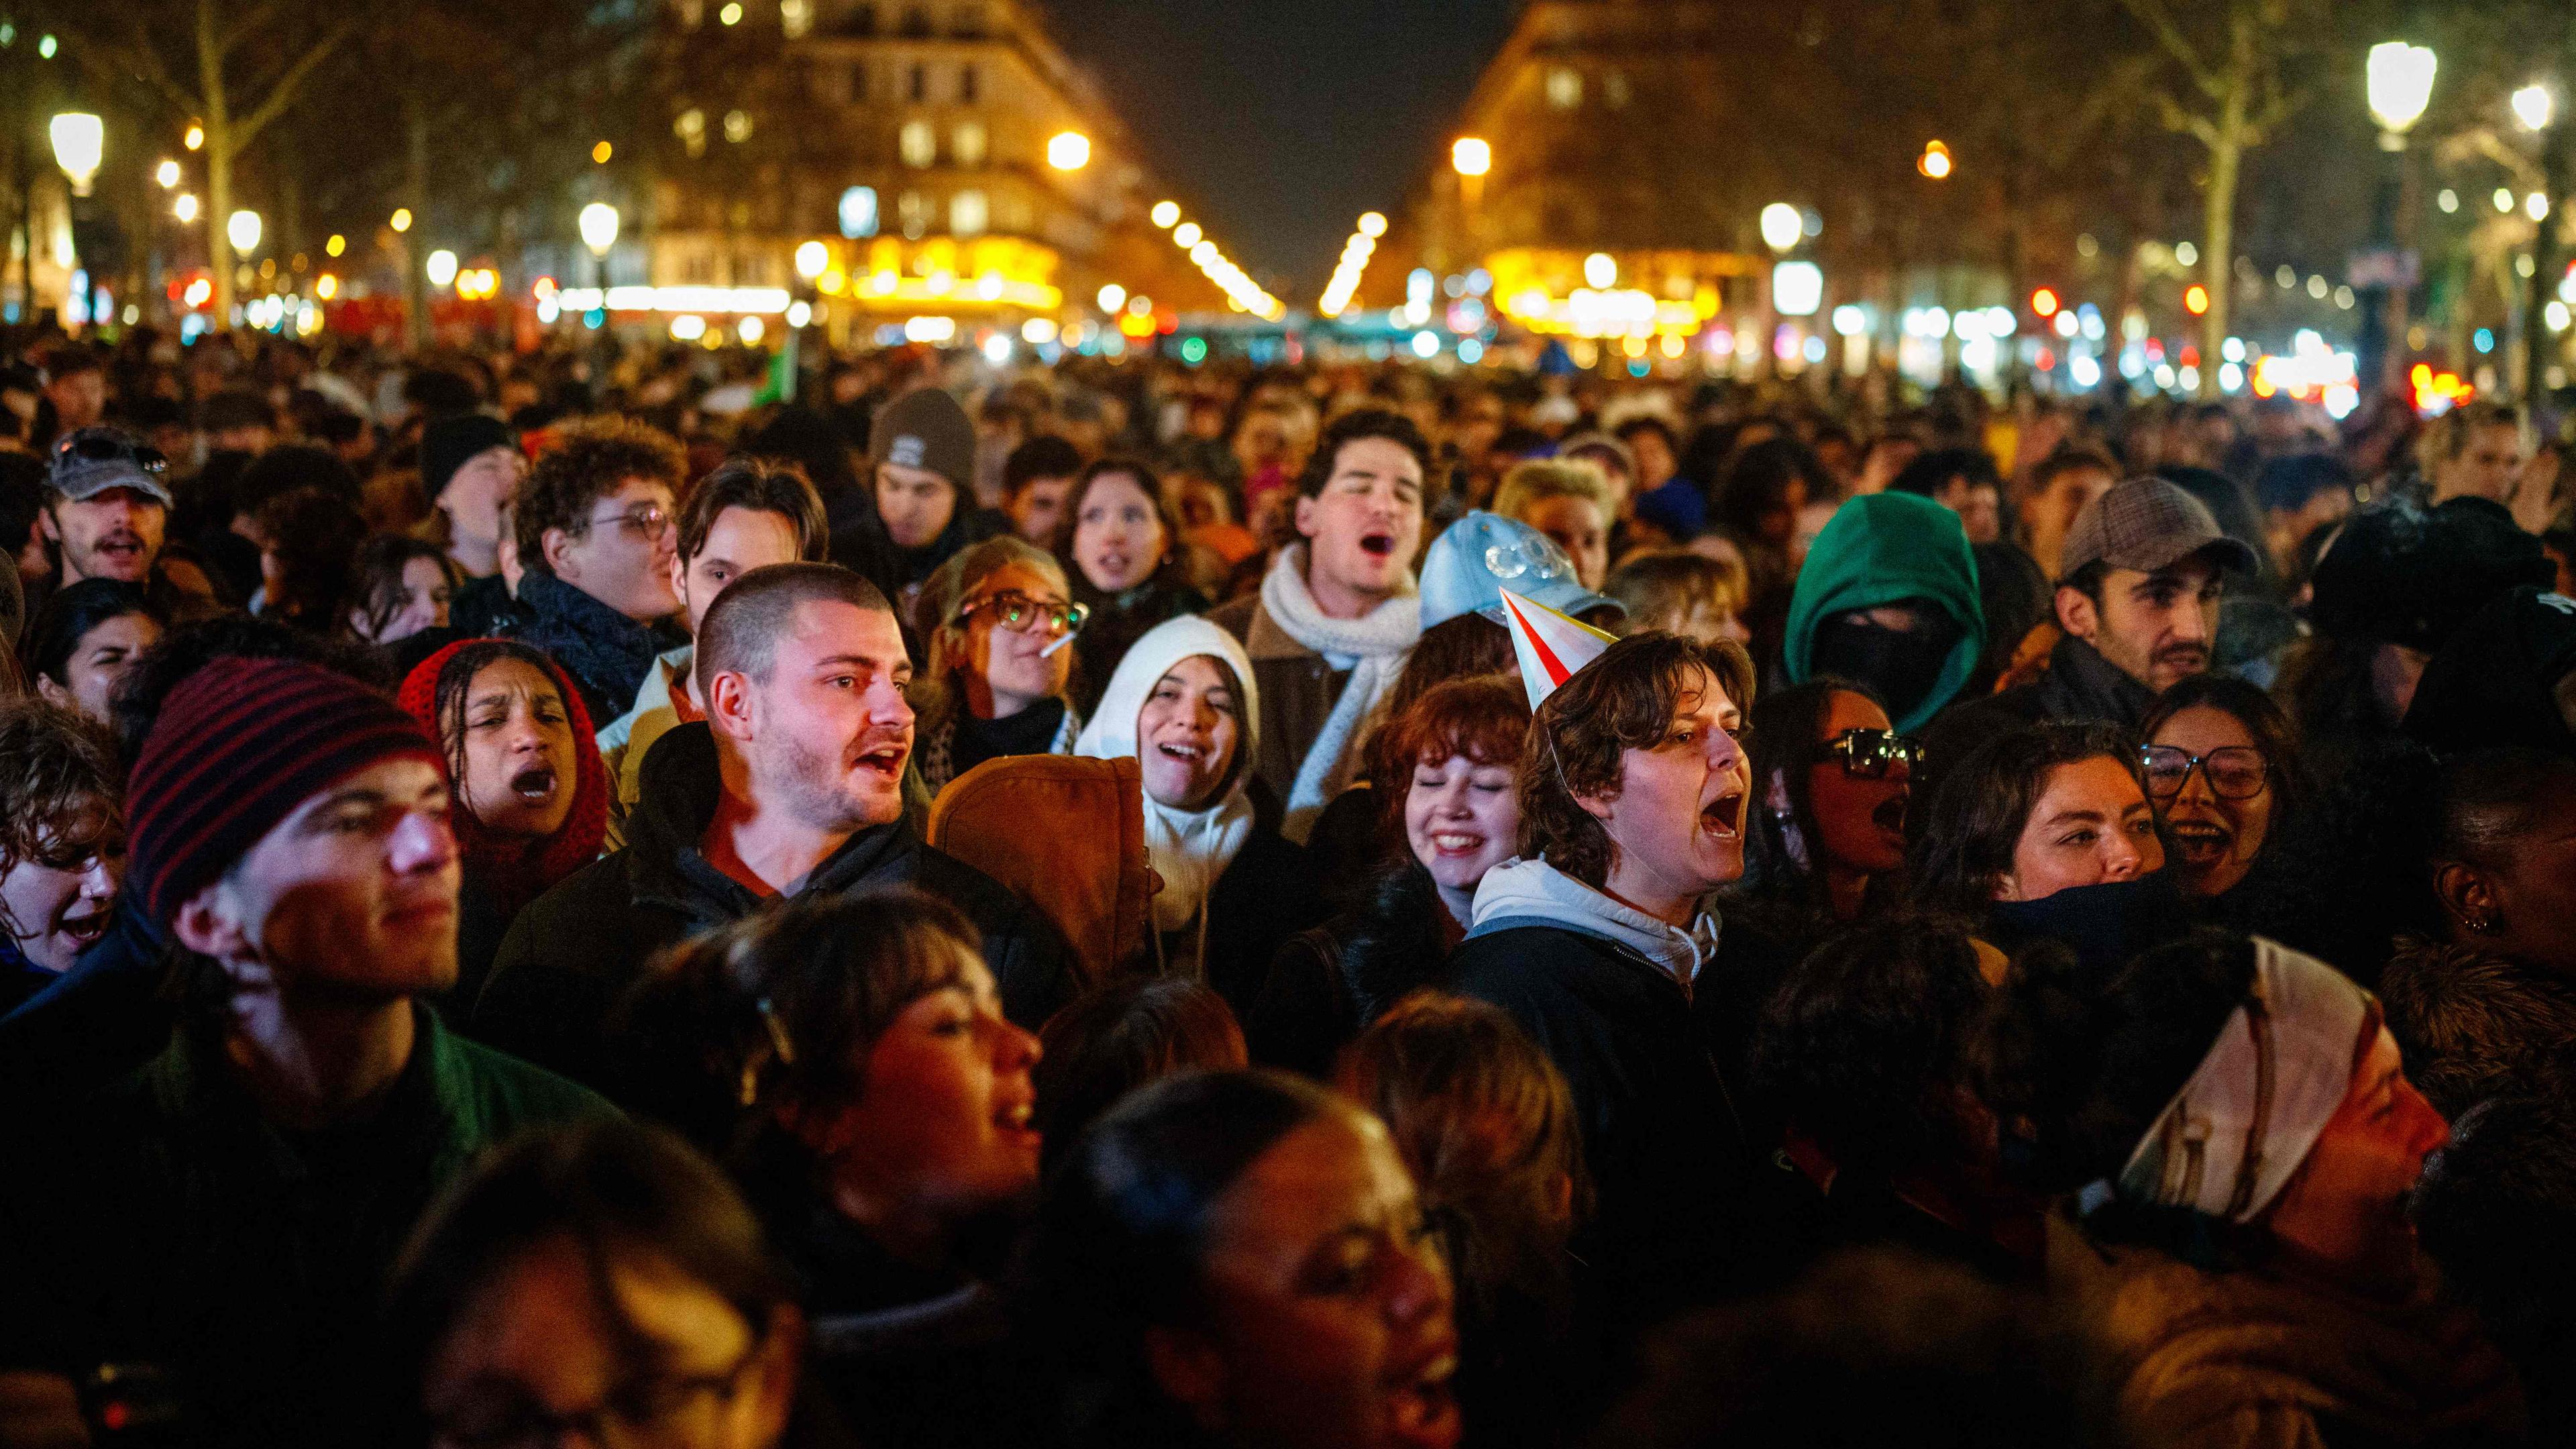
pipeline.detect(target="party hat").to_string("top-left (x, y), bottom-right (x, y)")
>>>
top-left (1499, 588), bottom-right (1616, 709)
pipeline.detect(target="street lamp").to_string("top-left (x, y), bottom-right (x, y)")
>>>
top-left (154, 159), bottom-right (180, 189)
top-left (2515, 84), bottom-right (2555, 133)
top-left (1450, 138), bottom-right (1491, 178)
top-left (578, 202), bottom-right (619, 291)
top-left (226, 209), bottom-right (262, 256)
top-left (1046, 131), bottom-right (1091, 171)
top-left (2361, 41), bottom-right (2436, 392)
top-left (793, 239), bottom-right (829, 280)
top-left (50, 113), bottom-right (103, 197)
top-left (1759, 202), bottom-right (1803, 254)
top-left (426, 249), bottom-right (459, 288)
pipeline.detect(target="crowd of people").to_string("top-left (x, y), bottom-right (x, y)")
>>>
top-left (0, 321), bottom-right (2571, 1448)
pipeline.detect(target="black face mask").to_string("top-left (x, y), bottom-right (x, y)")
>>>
top-left (1984, 870), bottom-right (2190, 977)
top-left (1811, 608), bottom-right (1964, 723)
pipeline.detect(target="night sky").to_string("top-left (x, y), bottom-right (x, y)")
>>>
top-left (1047, 0), bottom-right (1523, 296)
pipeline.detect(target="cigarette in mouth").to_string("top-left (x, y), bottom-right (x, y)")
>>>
top-left (1040, 633), bottom-right (1075, 657)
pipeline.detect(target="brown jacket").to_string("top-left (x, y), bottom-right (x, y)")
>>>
top-left (1205, 592), bottom-right (1352, 811)
top-left (2048, 1214), bottom-right (2523, 1448)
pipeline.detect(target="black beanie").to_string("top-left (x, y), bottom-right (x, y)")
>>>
top-left (420, 413), bottom-right (516, 503)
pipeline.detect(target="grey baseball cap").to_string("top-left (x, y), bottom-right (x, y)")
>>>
top-left (47, 427), bottom-right (175, 508)
top-left (2059, 475), bottom-right (2257, 582)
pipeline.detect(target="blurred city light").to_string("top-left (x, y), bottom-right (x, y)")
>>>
top-left (2184, 284), bottom-right (2210, 315)
top-left (48, 113), bottom-right (101, 195)
top-left (1770, 260), bottom-right (1822, 316)
top-left (579, 203), bottom-right (619, 255)
top-left (2515, 84), bottom-right (2555, 132)
top-left (671, 315), bottom-right (707, 341)
top-left (1759, 203), bottom-right (1802, 254)
top-left (391, 208), bottom-right (414, 232)
top-left (1046, 131), bottom-right (1091, 170)
top-left (1358, 211), bottom-right (1387, 237)
top-left (154, 159), bottom-right (180, 189)
top-left (226, 209), bottom-right (262, 254)
top-left (2366, 42), bottom-right (2437, 138)
top-left (173, 193), bottom-right (199, 223)
top-left (1917, 140), bottom-right (1952, 178)
top-left (2031, 287), bottom-right (2059, 317)
top-left (2529, 192), bottom-right (2552, 222)
top-left (182, 123), bottom-right (204, 152)
top-left (1150, 201), bottom-right (1180, 229)
top-left (1583, 252), bottom-right (1616, 288)
top-left (1452, 137), bottom-right (1491, 177)
top-left (1831, 304), bottom-right (1866, 336)
top-left (325, 234), bottom-right (345, 258)
top-left (426, 250), bottom-right (459, 286)
top-left (1173, 221), bottom-right (1202, 248)
top-left (794, 240), bottom-right (829, 279)
top-left (1096, 284), bottom-right (1126, 313)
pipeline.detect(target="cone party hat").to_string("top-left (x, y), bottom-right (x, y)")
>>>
top-left (1498, 588), bottom-right (1616, 710)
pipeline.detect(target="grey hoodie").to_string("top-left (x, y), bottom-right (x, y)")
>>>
top-left (1468, 857), bottom-right (1723, 996)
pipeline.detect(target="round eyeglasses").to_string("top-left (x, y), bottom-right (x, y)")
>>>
top-left (2140, 744), bottom-right (2268, 800)
top-left (959, 590), bottom-right (1088, 638)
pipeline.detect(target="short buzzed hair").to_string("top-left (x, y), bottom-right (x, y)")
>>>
top-left (696, 563), bottom-right (891, 695)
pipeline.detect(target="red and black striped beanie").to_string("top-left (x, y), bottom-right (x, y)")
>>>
top-left (129, 658), bottom-right (444, 924)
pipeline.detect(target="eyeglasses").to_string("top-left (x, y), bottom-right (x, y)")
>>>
top-left (584, 503), bottom-right (671, 541)
top-left (2141, 744), bottom-right (2268, 801)
top-left (429, 1342), bottom-right (761, 1449)
top-left (54, 430), bottom-right (168, 474)
top-left (1815, 727), bottom-right (1923, 778)
top-left (959, 589), bottom-right (1088, 638)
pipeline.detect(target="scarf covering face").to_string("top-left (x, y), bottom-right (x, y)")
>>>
top-left (1258, 543), bottom-right (1419, 840)
top-left (2116, 937), bottom-right (2369, 1223)
top-left (1075, 616), bottom-right (1262, 945)
top-left (398, 639), bottom-right (612, 921)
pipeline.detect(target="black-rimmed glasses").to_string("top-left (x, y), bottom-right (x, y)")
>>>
top-left (958, 590), bottom-right (1088, 637)
top-left (2140, 744), bottom-right (2268, 800)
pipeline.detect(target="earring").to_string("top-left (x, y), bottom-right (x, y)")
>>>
top-left (2468, 913), bottom-right (2501, 935)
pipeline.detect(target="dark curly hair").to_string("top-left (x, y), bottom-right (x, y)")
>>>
top-left (515, 415), bottom-right (688, 568)
top-left (1519, 631), bottom-right (1757, 889)
top-left (1292, 407), bottom-right (1433, 499)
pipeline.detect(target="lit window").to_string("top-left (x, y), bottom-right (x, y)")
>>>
top-left (779, 0), bottom-right (810, 36)
top-left (951, 190), bottom-right (988, 236)
top-left (954, 121), bottom-right (987, 166)
top-left (900, 119), bottom-right (936, 167)
top-left (1546, 68), bottom-right (1581, 109)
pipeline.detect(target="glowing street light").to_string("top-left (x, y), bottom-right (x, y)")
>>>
top-left (390, 207), bottom-right (414, 232)
top-left (2514, 84), bottom-right (2555, 133)
top-left (1173, 221), bottom-right (1202, 248)
top-left (1097, 283), bottom-right (1127, 313)
top-left (1759, 202), bottom-right (1803, 254)
top-left (2366, 42), bottom-right (2437, 141)
top-left (578, 202), bottom-right (620, 256)
top-left (1150, 200), bottom-right (1180, 229)
top-left (182, 123), bottom-right (205, 152)
top-left (154, 158), bottom-right (181, 189)
top-left (794, 239), bottom-right (830, 279)
top-left (426, 249), bottom-right (459, 287)
top-left (1046, 130), bottom-right (1091, 171)
top-left (1451, 137), bottom-right (1491, 177)
top-left (1359, 211), bottom-right (1387, 237)
top-left (172, 193), bottom-right (199, 223)
top-left (1583, 252), bottom-right (1616, 288)
top-left (225, 209), bottom-right (262, 255)
top-left (48, 113), bottom-right (103, 197)
top-left (1918, 140), bottom-right (1953, 179)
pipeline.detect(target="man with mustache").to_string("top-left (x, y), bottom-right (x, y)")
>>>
top-left (40, 427), bottom-right (173, 590)
top-left (0, 661), bottom-right (608, 1449)
top-left (1924, 476), bottom-right (2255, 782)
top-left (474, 562), bottom-right (1069, 1096)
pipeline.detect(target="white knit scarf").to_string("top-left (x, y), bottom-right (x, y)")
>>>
top-left (1260, 544), bottom-right (1418, 841)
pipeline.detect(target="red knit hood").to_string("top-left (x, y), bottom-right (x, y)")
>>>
top-left (398, 638), bottom-right (611, 910)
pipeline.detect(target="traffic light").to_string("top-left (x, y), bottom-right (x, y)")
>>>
top-left (2184, 284), bottom-right (2210, 317)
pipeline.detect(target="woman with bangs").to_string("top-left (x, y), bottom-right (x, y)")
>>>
top-left (612, 890), bottom-right (1048, 1449)
top-left (1248, 675), bottom-right (1531, 1077)
top-left (0, 700), bottom-right (125, 1014)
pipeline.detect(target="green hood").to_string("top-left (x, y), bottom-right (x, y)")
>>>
top-left (1784, 492), bottom-right (1986, 731)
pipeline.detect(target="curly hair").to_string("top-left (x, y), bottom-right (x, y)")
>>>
top-left (1519, 631), bottom-right (1757, 889)
top-left (514, 415), bottom-right (688, 567)
top-left (0, 700), bottom-right (121, 917)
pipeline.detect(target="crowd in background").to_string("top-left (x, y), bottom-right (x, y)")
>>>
top-left (0, 317), bottom-right (2573, 1448)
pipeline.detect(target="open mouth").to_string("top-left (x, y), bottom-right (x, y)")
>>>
top-left (2168, 820), bottom-right (2231, 859)
top-left (854, 743), bottom-right (907, 780)
top-left (508, 764), bottom-right (558, 806)
top-left (57, 906), bottom-right (109, 944)
top-left (1156, 741), bottom-right (1208, 765)
top-left (994, 1098), bottom-right (1040, 1150)
top-left (1870, 794), bottom-right (1908, 835)
top-left (1387, 1342), bottom-right (1461, 1446)
top-left (1700, 789), bottom-right (1743, 840)
top-left (1429, 830), bottom-right (1487, 857)
top-left (97, 535), bottom-right (143, 559)
top-left (1359, 531), bottom-right (1397, 559)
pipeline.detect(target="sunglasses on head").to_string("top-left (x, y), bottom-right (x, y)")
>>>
top-left (56, 431), bottom-right (168, 473)
top-left (1815, 727), bottom-right (1923, 777)
top-left (959, 590), bottom-right (1088, 637)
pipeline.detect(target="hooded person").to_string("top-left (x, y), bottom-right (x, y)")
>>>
top-left (1444, 611), bottom-right (1790, 1333)
top-left (398, 639), bottom-right (611, 1002)
top-left (832, 386), bottom-right (1005, 622)
top-left (1074, 615), bottom-right (1318, 1013)
top-left (2402, 586), bottom-right (2576, 759)
top-left (1784, 492), bottom-right (1984, 736)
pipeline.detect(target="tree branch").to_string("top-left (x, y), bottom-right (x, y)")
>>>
top-left (219, 0), bottom-right (284, 57)
top-left (221, 13), bottom-right (362, 158)
top-left (2118, 0), bottom-right (2223, 102)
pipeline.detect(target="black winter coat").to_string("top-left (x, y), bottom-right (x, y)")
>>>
top-left (1194, 798), bottom-right (1326, 1020)
top-left (1246, 861), bottom-right (1452, 1077)
top-left (470, 722), bottom-right (1073, 1096)
top-left (1444, 924), bottom-right (1792, 1332)
top-left (1919, 631), bottom-right (2154, 797)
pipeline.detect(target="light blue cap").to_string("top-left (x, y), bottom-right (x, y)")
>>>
top-left (1419, 511), bottom-right (1623, 629)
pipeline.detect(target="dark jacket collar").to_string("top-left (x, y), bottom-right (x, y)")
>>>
top-left (2037, 632), bottom-right (2157, 729)
top-left (624, 720), bottom-right (914, 924)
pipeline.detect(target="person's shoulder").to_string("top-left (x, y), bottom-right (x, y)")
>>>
top-left (435, 1021), bottom-right (621, 1131)
top-left (894, 836), bottom-right (1028, 925)
top-left (1447, 923), bottom-right (1615, 1000)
